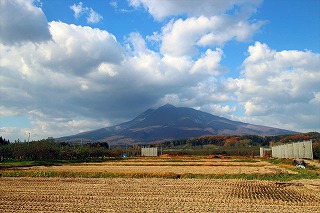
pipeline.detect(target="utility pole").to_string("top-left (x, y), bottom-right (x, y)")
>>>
top-left (28, 133), bottom-right (30, 143)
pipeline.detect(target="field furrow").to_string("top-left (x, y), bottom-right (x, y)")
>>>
top-left (1, 177), bottom-right (319, 212)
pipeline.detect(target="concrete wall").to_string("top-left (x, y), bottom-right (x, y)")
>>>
top-left (141, 147), bottom-right (158, 157)
top-left (271, 140), bottom-right (313, 159)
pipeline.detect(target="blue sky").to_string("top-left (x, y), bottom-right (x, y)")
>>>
top-left (0, 0), bottom-right (319, 141)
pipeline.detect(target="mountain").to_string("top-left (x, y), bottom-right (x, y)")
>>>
top-left (58, 104), bottom-right (297, 146)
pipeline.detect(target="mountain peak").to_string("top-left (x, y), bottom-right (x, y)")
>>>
top-left (160, 104), bottom-right (176, 109)
top-left (60, 105), bottom-right (297, 145)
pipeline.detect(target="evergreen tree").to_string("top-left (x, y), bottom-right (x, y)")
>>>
top-left (0, 136), bottom-right (10, 145)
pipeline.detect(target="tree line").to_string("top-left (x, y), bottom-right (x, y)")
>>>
top-left (162, 135), bottom-right (271, 148)
top-left (161, 132), bottom-right (320, 158)
top-left (162, 132), bottom-right (320, 148)
top-left (1, 132), bottom-right (319, 161)
top-left (0, 137), bottom-right (10, 145)
top-left (0, 139), bottom-right (125, 161)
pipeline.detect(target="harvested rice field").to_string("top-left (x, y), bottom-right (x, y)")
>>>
top-left (12, 157), bottom-right (297, 175)
top-left (1, 177), bottom-right (320, 212)
top-left (1, 157), bottom-right (320, 212)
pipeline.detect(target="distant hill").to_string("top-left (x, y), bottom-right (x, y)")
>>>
top-left (58, 104), bottom-right (297, 146)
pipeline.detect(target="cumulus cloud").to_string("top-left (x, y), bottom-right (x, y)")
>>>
top-left (2, 0), bottom-right (317, 141)
top-left (129, 0), bottom-right (261, 21)
top-left (26, 109), bottom-right (110, 138)
top-left (234, 42), bottom-right (320, 131)
top-left (191, 48), bottom-right (225, 75)
top-left (0, 21), bottom-right (125, 140)
top-left (43, 22), bottom-right (123, 75)
top-left (0, 22), bottom-right (227, 140)
top-left (199, 104), bottom-right (237, 117)
top-left (160, 15), bottom-right (264, 57)
top-left (130, 0), bottom-right (265, 62)
top-left (0, 0), bottom-right (51, 45)
top-left (0, 112), bottom-right (110, 142)
top-left (123, 32), bottom-right (227, 89)
top-left (70, 2), bottom-right (103, 24)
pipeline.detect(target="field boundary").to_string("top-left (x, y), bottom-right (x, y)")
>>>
top-left (1, 170), bottom-right (318, 181)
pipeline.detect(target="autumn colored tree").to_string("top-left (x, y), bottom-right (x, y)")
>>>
top-left (224, 137), bottom-right (239, 147)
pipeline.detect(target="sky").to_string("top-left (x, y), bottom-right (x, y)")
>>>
top-left (0, 0), bottom-right (319, 142)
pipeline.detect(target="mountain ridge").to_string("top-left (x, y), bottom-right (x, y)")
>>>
top-left (59, 104), bottom-right (297, 145)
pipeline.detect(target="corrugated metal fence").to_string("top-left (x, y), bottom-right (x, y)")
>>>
top-left (141, 147), bottom-right (158, 157)
top-left (272, 140), bottom-right (313, 159)
top-left (260, 147), bottom-right (271, 158)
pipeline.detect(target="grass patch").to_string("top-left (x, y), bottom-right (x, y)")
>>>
top-left (264, 158), bottom-right (320, 180)
top-left (0, 157), bottom-right (125, 170)
top-left (1, 170), bottom-right (318, 181)
top-left (266, 158), bottom-right (320, 171)
top-left (0, 160), bottom-right (37, 169)
top-left (267, 158), bottom-right (292, 165)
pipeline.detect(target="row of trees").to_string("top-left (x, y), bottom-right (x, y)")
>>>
top-left (162, 135), bottom-right (273, 148)
top-left (162, 133), bottom-right (320, 148)
top-left (0, 139), bottom-right (124, 161)
top-left (0, 137), bottom-right (10, 145)
top-left (1, 132), bottom-right (319, 160)
top-left (161, 132), bottom-right (320, 158)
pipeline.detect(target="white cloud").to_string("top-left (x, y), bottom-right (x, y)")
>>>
top-left (70, 2), bottom-right (103, 24)
top-left (2, 0), bottom-right (317, 141)
top-left (87, 8), bottom-right (103, 23)
top-left (131, 0), bottom-right (264, 60)
top-left (25, 109), bottom-right (110, 139)
top-left (157, 94), bottom-right (183, 107)
top-left (122, 32), bottom-right (226, 88)
top-left (96, 63), bottom-right (118, 77)
top-left (0, 0), bottom-right (51, 45)
top-left (234, 42), bottom-right (320, 131)
top-left (110, 1), bottom-right (117, 9)
top-left (70, 2), bottom-right (86, 18)
top-left (199, 104), bottom-right (237, 117)
top-left (0, 113), bottom-right (110, 142)
top-left (44, 21), bottom-right (123, 75)
top-left (191, 48), bottom-right (225, 75)
top-left (0, 106), bottom-right (19, 117)
top-left (310, 92), bottom-right (320, 104)
top-left (0, 127), bottom-right (22, 142)
top-left (244, 100), bottom-right (269, 115)
top-left (187, 78), bottom-right (236, 104)
top-left (0, 21), bottom-right (126, 141)
top-left (1, 23), bottom-right (230, 141)
top-left (160, 15), bottom-right (264, 57)
top-left (129, 0), bottom-right (262, 21)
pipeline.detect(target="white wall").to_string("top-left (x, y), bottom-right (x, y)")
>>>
top-left (271, 140), bottom-right (313, 159)
top-left (141, 147), bottom-right (158, 157)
